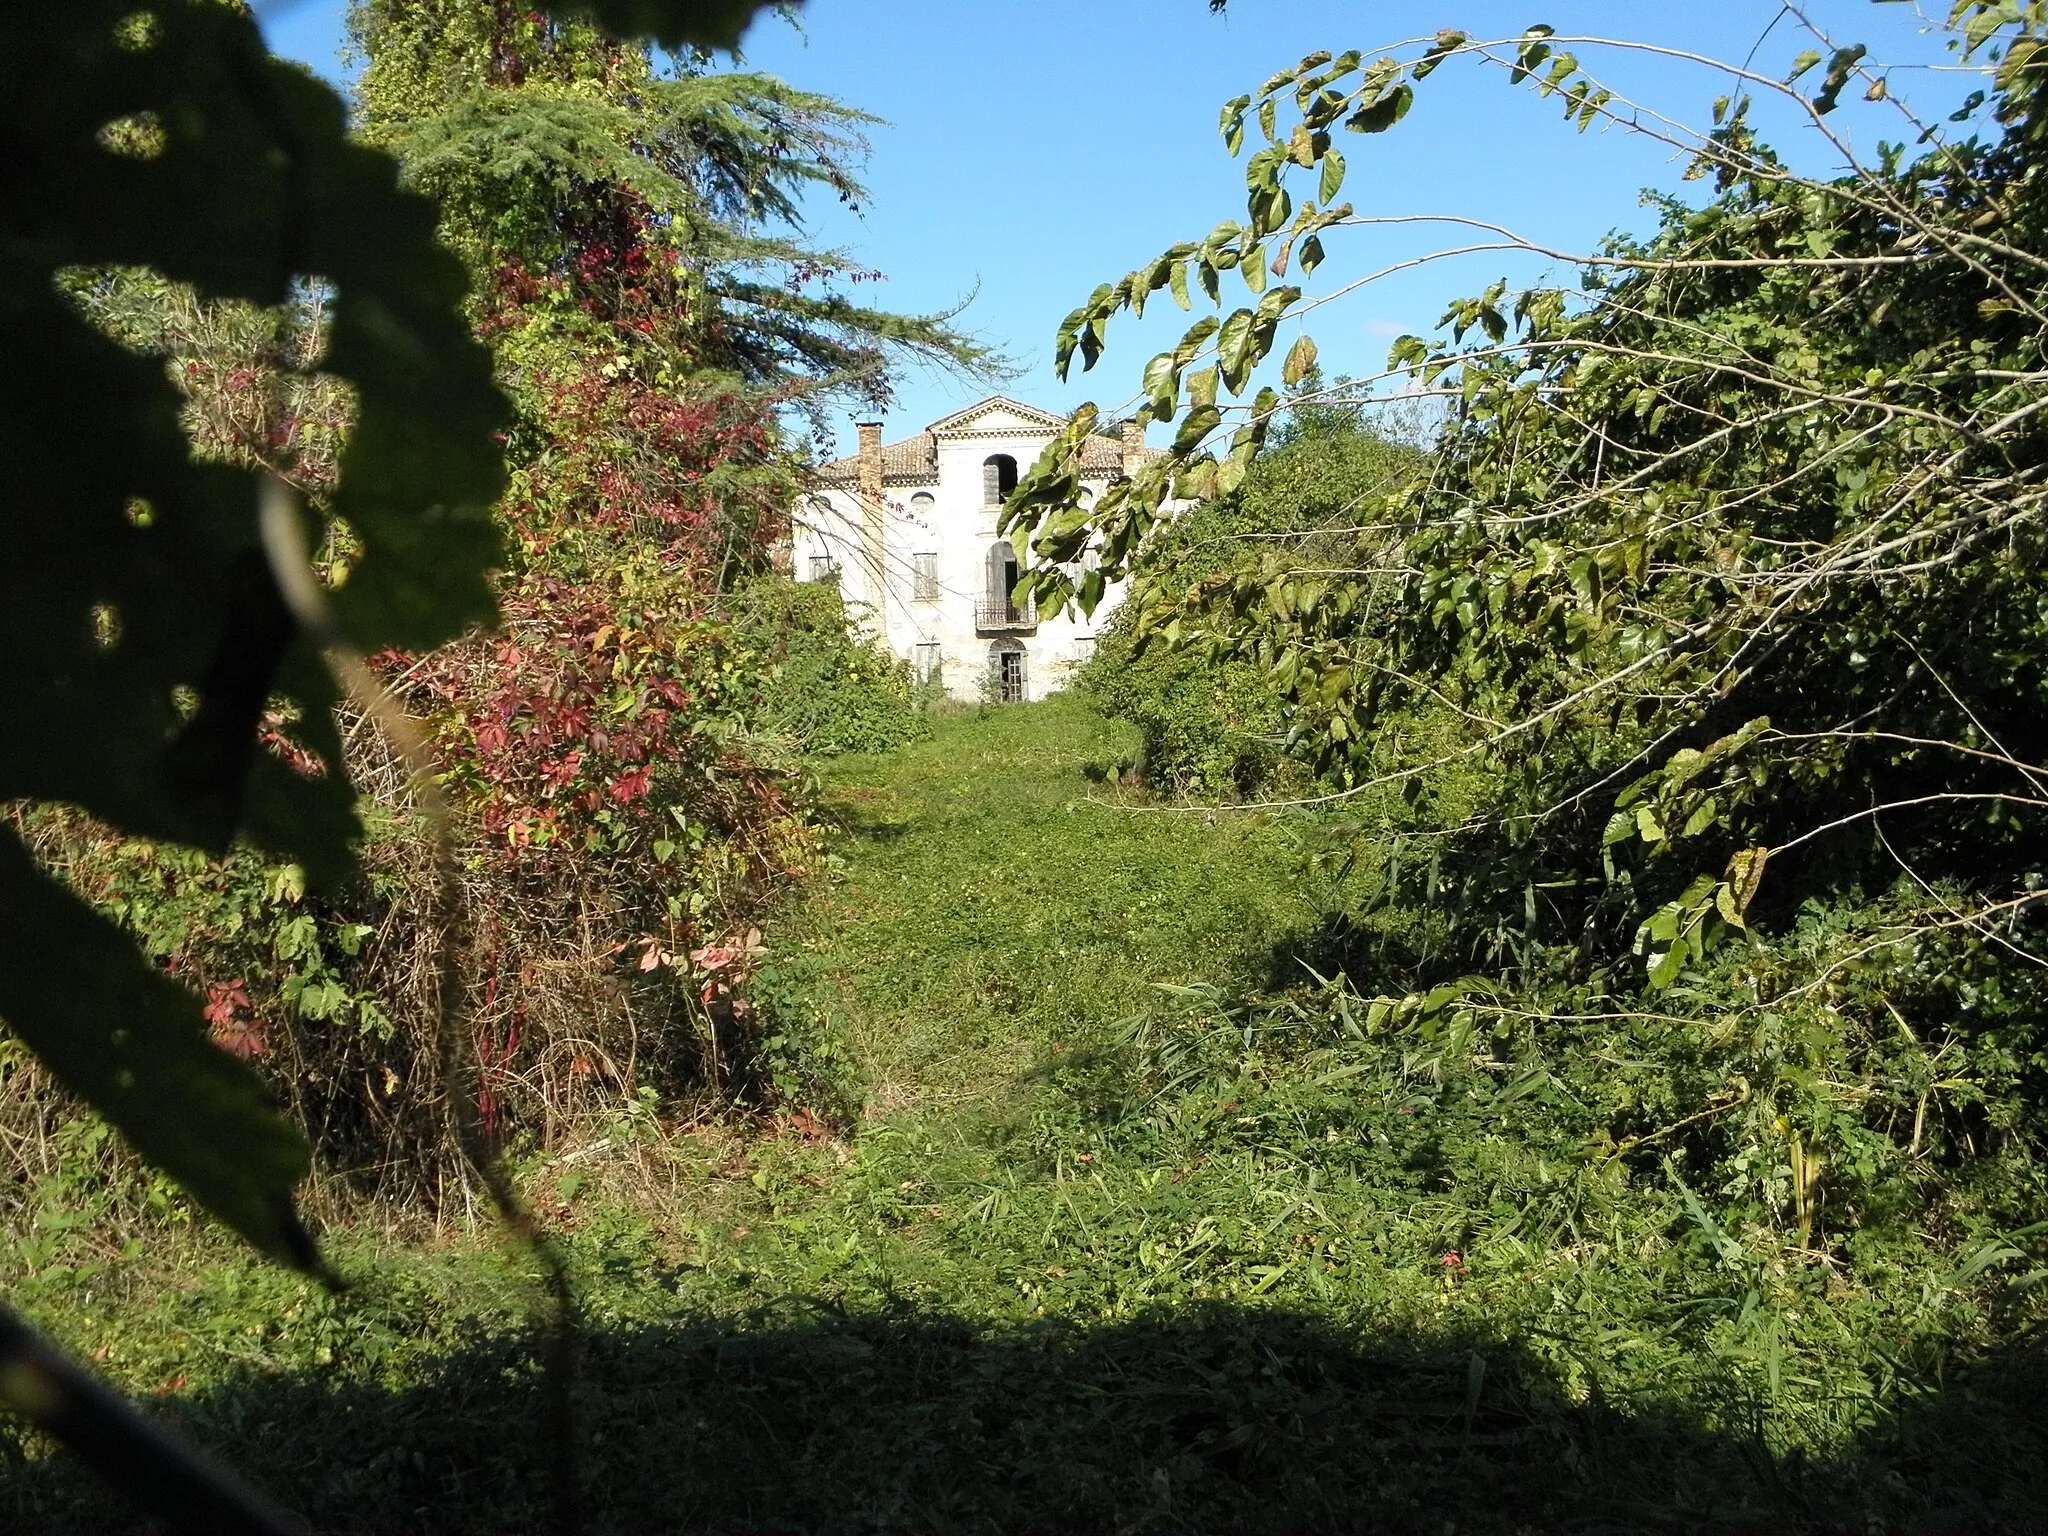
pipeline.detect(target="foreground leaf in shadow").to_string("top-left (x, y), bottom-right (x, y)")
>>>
top-left (0, 832), bottom-right (313, 1270)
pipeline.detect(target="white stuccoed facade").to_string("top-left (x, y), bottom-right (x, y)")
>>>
top-left (796, 397), bottom-right (1153, 703)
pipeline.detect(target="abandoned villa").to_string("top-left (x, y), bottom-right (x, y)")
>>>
top-left (795, 397), bottom-right (1157, 702)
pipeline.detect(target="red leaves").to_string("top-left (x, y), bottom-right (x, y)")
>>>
top-left (539, 751), bottom-right (586, 795)
top-left (402, 572), bottom-right (736, 864)
top-left (258, 708), bottom-right (326, 779)
top-left (391, 224), bottom-right (797, 885)
top-left (203, 979), bottom-right (266, 1060)
top-left (607, 766), bottom-right (650, 805)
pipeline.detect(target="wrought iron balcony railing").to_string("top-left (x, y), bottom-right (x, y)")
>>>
top-left (974, 595), bottom-right (1038, 632)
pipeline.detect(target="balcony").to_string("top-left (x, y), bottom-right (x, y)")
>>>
top-left (974, 594), bottom-right (1038, 633)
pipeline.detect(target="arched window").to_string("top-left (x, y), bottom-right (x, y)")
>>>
top-left (909, 492), bottom-right (935, 520)
top-left (982, 454), bottom-right (1018, 507)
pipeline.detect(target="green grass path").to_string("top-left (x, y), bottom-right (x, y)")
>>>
top-left (9, 697), bottom-right (2044, 1533)
top-left (791, 694), bottom-right (1303, 1117)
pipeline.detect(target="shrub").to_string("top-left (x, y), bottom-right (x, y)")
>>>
top-left (1084, 391), bottom-right (1422, 799)
top-left (727, 578), bottom-right (931, 758)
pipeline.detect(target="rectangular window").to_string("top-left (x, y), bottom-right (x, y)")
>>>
top-left (1073, 634), bottom-right (1097, 661)
top-left (915, 642), bottom-right (942, 685)
top-left (809, 554), bottom-right (841, 582)
top-left (913, 553), bottom-right (939, 602)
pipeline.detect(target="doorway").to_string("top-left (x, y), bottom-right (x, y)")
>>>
top-left (991, 642), bottom-right (1027, 704)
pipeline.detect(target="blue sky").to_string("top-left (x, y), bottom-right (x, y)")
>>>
top-left (256, 2), bottom-right (1975, 457)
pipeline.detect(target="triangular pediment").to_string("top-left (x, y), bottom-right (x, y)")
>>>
top-left (926, 396), bottom-right (1070, 437)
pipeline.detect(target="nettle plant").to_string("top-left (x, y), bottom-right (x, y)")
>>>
top-left (1006, 3), bottom-right (2048, 1003)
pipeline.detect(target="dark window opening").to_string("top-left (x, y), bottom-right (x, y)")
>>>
top-left (983, 454), bottom-right (1019, 507)
top-left (980, 539), bottom-right (1032, 628)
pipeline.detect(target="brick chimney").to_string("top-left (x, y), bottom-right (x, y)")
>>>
top-left (854, 421), bottom-right (887, 628)
top-left (856, 421), bottom-right (884, 504)
top-left (1121, 417), bottom-right (1146, 473)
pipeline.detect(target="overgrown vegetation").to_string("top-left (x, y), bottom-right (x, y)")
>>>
top-left (1009, 0), bottom-right (2048, 1412)
top-left (8, 700), bottom-right (2045, 1531)
top-left (9, 3), bottom-right (2048, 1530)
top-left (6, 1), bottom-right (965, 1222)
top-left (733, 578), bottom-right (932, 758)
top-left (1084, 388), bottom-right (1424, 799)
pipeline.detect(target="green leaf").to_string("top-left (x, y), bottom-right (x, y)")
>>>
top-left (1713, 882), bottom-right (1745, 931)
top-left (1220, 93), bottom-right (1251, 155)
top-left (1215, 308), bottom-right (1256, 392)
top-left (0, 830), bottom-right (314, 1270)
top-left (1078, 566), bottom-right (1107, 617)
top-left (1143, 352), bottom-right (1181, 418)
top-left (1510, 25), bottom-right (1556, 85)
top-left (1346, 84), bottom-right (1413, 135)
top-left (1055, 307), bottom-right (1087, 378)
top-left (1681, 797), bottom-right (1719, 839)
top-left (1255, 284), bottom-right (1303, 323)
top-left (540, 0), bottom-right (781, 50)
top-left (1282, 333), bottom-right (1319, 388)
top-left (1319, 149), bottom-right (1347, 205)
top-left (1241, 246), bottom-right (1268, 294)
top-left (1172, 315), bottom-right (1221, 367)
top-left (1173, 404), bottom-right (1224, 455)
top-left (1814, 44), bottom-right (1868, 114)
top-left (1413, 31), bottom-right (1468, 81)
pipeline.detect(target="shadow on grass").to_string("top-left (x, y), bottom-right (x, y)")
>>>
top-left (1260, 911), bottom-right (1432, 998)
top-left (8, 1301), bottom-right (2043, 1534)
top-left (816, 787), bottom-right (918, 844)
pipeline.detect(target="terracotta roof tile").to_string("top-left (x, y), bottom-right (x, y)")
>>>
top-left (818, 403), bottom-right (1153, 487)
top-left (818, 432), bottom-right (939, 485)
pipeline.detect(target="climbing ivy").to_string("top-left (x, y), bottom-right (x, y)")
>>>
top-left (0, 0), bottom-right (781, 1268)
